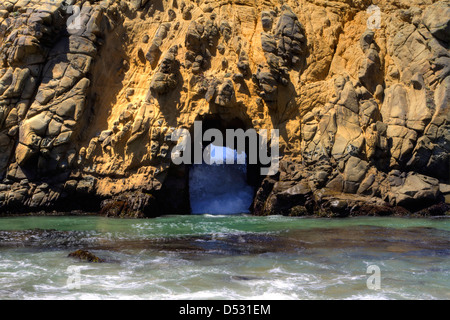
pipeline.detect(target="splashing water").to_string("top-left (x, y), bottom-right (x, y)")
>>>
top-left (189, 145), bottom-right (254, 215)
top-left (0, 215), bottom-right (449, 300)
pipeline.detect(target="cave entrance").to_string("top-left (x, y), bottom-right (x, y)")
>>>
top-left (189, 144), bottom-right (254, 214)
top-left (188, 115), bottom-right (261, 215)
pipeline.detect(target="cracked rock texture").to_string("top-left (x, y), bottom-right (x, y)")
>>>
top-left (0, 0), bottom-right (449, 217)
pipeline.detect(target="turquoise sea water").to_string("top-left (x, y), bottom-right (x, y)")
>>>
top-left (0, 215), bottom-right (448, 299)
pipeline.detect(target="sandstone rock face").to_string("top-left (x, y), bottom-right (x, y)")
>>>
top-left (0, 0), bottom-right (448, 216)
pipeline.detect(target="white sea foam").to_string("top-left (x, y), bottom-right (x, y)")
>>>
top-left (0, 216), bottom-right (449, 300)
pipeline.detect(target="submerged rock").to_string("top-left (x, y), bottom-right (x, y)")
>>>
top-left (68, 249), bottom-right (104, 263)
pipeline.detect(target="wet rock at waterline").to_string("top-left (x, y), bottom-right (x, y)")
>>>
top-left (68, 249), bottom-right (104, 263)
top-left (0, 0), bottom-right (449, 217)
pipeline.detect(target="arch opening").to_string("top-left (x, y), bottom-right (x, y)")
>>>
top-left (186, 115), bottom-right (264, 215)
top-left (189, 144), bottom-right (254, 215)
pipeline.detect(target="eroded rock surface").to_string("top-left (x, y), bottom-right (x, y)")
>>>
top-left (0, 0), bottom-right (449, 217)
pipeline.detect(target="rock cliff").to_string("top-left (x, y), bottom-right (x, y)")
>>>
top-left (0, 0), bottom-right (449, 217)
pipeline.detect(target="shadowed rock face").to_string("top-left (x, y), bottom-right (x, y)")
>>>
top-left (0, 0), bottom-right (449, 217)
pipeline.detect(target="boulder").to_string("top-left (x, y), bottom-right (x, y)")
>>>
top-left (422, 2), bottom-right (450, 42)
top-left (214, 80), bottom-right (235, 107)
top-left (68, 249), bottom-right (104, 263)
top-left (389, 172), bottom-right (440, 207)
top-left (343, 156), bottom-right (369, 193)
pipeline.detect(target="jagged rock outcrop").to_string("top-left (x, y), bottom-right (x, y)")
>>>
top-left (0, 0), bottom-right (449, 217)
top-left (149, 45), bottom-right (179, 94)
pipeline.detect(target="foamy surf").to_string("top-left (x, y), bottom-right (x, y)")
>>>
top-left (0, 215), bottom-right (448, 300)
